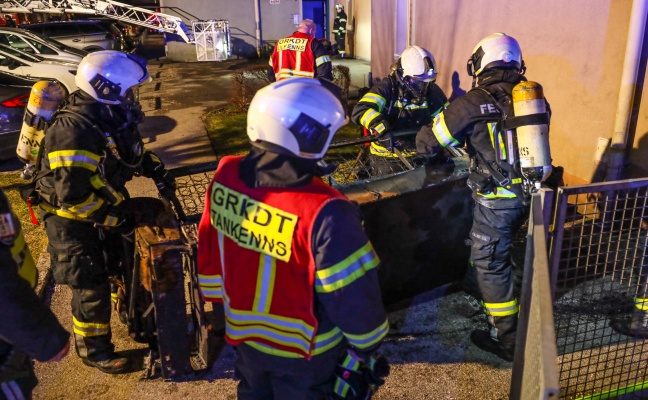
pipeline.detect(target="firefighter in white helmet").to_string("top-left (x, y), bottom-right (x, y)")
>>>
top-left (198, 78), bottom-right (389, 399)
top-left (32, 51), bottom-right (174, 374)
top-left (351, 45), bottom-right (448, 176)
top-left (416, 33), bottom-right (554, 362)
top-left (332, 4), bottom-right (347, 58)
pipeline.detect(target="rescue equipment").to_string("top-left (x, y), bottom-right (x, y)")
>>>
top-left (16, 80), bottom-right (66, 180)
top-left (511, 81), bottom-right (552, 189)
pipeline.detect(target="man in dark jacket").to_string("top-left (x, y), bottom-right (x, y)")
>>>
top-left (0, 188), bottom-right (70, 399)
top-left (35, 51), bottom-right (174, 374)
top-left (352, 45), bottom-right (448, 176)
top-left (268, 19), bottom-right (332, 82)
top-left (332, 4), bottom-right (347, 58)
top-left (198, 78), bottom-right (389, 400)
top-left (416, 33), bottom-right (550, 362)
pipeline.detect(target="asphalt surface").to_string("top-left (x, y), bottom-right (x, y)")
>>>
top-left (30, 35), bottom-right (514, 399)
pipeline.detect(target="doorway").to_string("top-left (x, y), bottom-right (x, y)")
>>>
top-left (302, 0), bottom-right (328, 39)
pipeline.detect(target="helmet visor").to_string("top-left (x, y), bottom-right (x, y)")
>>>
top-left (289, 112), bottom-right (331, 157)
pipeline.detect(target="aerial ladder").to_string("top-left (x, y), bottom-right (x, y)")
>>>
top-left (0, 0), bottom-right (230, 61)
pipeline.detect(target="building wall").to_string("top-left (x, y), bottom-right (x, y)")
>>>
top-left (369, 0), bottom-right (648, 184)
top-left (353, 0), bottom-right (371, 60)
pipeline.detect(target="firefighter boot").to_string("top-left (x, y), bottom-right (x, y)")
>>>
top-left (470, 329), bottom-right (515, 362)
top-left (82, 352), bottom-right (131, 374)
top-left (611, 310), bottom-right (648, 339)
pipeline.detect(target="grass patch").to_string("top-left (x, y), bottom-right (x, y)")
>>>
top-left (204, 107), bottom-right (364, 158)
top-left (0, 171), bottom-right (47, 262)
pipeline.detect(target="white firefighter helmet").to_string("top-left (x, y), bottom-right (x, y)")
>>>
top-left (467, 32), bottom-right (523, 77)
top-left (335, 4), bottom-right (344, 12)
top-left (400, 46), bottom-right (437, 82)
top-left (75, 51), bottom-right (151, 105)
top-left (247, 78), bottom-right (348, 160)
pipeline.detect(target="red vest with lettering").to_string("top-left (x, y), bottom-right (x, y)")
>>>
top-left (270, 31), bottom-right (316, 80)
top-left (197, 155), bottom-right (347, 358)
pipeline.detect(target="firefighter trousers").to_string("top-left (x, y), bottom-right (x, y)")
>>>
top-left (234, 341), bottom-right (346, 400)
top-left (468, 202), bottom-right (528, 347)
top-left (335, 33), bottom-right (346, 54)
top-left (43, 214), bottom-right (118, 361)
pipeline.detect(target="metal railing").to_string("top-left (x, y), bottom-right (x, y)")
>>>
top-left (549, 178), bottom-right (648, 399)
top-left (510, 189), bottom-right (560, 400)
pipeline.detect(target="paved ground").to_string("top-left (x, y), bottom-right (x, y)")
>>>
top-left (29, 35), bottom-right (515, 399)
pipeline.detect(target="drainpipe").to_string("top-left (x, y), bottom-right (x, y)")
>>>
top-left (605, 0), bottom-right (648, 181)
top-left (254, 0), bottom-right (262, 57)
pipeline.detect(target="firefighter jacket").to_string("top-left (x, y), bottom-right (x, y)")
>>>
top-left (333, 10), bottom-right (347, 36)
top-left (268, 31), bottom-right (332, 81)
top-left (416, 69), bottom-right (548, 209)
top-left (35, 91), bottom-right (163, 227)
top-left (0, 191), bottom-right (69, 384)
top-left (197, 149), bottom-right (388, 359)
top-left (352, 75), bottom-right (448, 136)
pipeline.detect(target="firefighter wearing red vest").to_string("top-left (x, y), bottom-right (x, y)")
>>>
top-left (267, 19), bottom-right (333, 82)
top-left (198, 78), bottom-right (389, 399)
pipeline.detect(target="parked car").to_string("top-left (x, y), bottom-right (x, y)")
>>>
top-left (0, 26), bottom-right (87, 63)
top-left (0, 44), bottom-right (77, 94)
top-left (0, 71), bottom-right (40, 160)
top-left (20, 20), bottom-right (121, 52)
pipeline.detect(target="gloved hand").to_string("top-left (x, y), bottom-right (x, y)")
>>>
top-left (153, 169), bottom-right (177, 200)
top-left (415, 126), bottom-right (442, 155)
top-left (95, 207), bottom-right (134, 237)
top-left (329, 349), bottom-right (390, 400)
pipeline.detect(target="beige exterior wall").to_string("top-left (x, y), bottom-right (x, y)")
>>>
top-left (365, 0), bottom-right (647, 184)
top-left (353, 0), bottom-right (371, 60)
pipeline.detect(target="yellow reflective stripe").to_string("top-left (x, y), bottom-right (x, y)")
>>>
top-left (253, 254), bottom-right (276, 313)
top-left (343, 318), bottom-right (389, 349)
top-left (483, 299), bottom-right (519, 317)
top-left (276, 69), bottom-right (314, 79)
top-left (268, 57), bottom-right (273, 67)
top-left (73, 316), bottom-right (109, 337)
top-left (245, 327), bottom-right (344, 358)
top-left (358, 93), bottom-right (387, 111)
top-left (315, 242), bottom-right (380, 293)
top-left (431, 113), bottom-right (461, 147)
top-left (395, 100), bottom-right (427, 110)
top-left (198, 274), bottom-right (223, 300)
top-left (12, 230), bottom-right (36, 288)
top-left (90, 175), bottom-right (124, 206)
top-left (635, 298), bottom-right (648, 311)
top-left (476, 187), bottom-right (518, 199)
top-left (369, 142), bottom-right (416, 158)
top-left (373, 122), bottom-right (387, 134)
top-left (315, 55), bottom-right (331, 66)
top-left (360, 109), bottom-right (381, 128)
top-left (39, 193), bottom-right (105, 220)
top-left (145, 150), bottom-right (160, 164)
top-left (49, 150), bottom-right (100, 171)
top-left (223, 291), bottom-right (315, 354)
top-left (511, 178), bottom-right (523, 184)
top-left (101, 213), bottom-right (119, 227)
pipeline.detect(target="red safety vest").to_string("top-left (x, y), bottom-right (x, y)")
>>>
top-left (269, 31), bottom-right (317, 80)
top-left (197, 156), bottom-right (347, 358)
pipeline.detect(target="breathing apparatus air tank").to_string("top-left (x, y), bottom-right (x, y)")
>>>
top-left (511, 81), bottom-right (552, 190)
top-left (16, 80), bottom-right (66, 180)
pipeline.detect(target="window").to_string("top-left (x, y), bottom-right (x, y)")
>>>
top-left (48, 24), bottom-right (80, 37)
top-left (23, 36), bottom-right (58, 55)
top-left (394, 0), bottom-right (409, 57)
top-left (78, 24), bottom-right (106, 35)
top-left (5, 34), bottom-right (34, 53)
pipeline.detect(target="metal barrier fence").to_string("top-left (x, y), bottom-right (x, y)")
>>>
top-left (549, 178), bottom-right (648, 399)
top-left (510, 190), bottom-right (560, 400)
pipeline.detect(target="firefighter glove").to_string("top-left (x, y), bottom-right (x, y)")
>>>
top-left (330, 349), bottom-right (390, 399)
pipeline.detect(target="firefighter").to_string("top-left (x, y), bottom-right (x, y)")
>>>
top-left (351, 45), bottom-right (448, 176)
top-left (416, 33), bottom-right (550, 362)
top-left (33, 51), bottom-right (175, 374)
top-left (332, 4), bottom-right (347, 58)
top-left (0, 188), bottom-right (70, 399)
top-left (267, 19), bottom-right (333, 82)
top-left (197, 78), bottom-right (389, 399)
